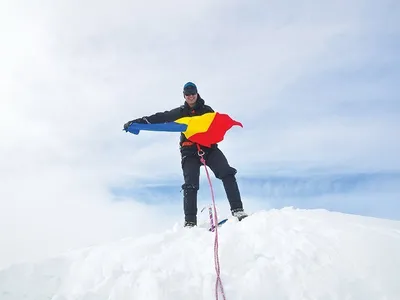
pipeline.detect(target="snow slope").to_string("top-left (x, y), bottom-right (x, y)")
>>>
top-left (1, 207), bottom-right (400, 300)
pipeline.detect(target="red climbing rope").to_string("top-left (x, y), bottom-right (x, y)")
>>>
top-left (197, 145), bottom-right (226, 300)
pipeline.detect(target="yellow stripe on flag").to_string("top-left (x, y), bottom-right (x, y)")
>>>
top-left (175, 112), bottom-right (216, 138)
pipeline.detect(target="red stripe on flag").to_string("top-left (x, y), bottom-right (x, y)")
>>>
top-left (188, 113), bottom-right (242, 147)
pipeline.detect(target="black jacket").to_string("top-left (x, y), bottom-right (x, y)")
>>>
top-left (141, 96), bottom-right (216, 154)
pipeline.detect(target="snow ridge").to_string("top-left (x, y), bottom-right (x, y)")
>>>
top-left (1, 208), bottom-right (400, 300)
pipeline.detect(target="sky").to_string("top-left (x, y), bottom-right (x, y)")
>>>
top-left (1, 0), bottom-right (399, 269)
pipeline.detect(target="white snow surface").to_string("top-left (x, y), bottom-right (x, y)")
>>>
top-left (1, 207), bottom-right (400, 300)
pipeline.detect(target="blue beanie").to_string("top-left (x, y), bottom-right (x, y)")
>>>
top-left (183, 82), bottom-right (197, 93)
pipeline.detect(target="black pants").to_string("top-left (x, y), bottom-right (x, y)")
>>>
top-left (181, 147), bottom-right (243, 223)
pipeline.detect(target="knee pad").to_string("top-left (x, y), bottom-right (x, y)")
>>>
top-left (216, 167), bottom-right (237, 180)
top-left (222, 174), bottom-right (237, 182)
top-left (181, 183), bottom-right (198, 195)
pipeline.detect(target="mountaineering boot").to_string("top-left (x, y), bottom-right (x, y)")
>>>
top-left (184, 220), bottom-right (197, 228)
top-left (231, 208), bottom-right (248, 221)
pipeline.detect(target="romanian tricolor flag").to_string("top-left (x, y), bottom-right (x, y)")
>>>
top-left (126, 112), bottom-right (242, 147)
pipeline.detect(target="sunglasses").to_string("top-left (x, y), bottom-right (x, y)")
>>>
top-left (184, 92), bottom-right (197, 96)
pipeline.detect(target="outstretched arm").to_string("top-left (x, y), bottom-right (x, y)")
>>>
top-left (143, 107), bottom-right (183, 123)
top-left (124, 107), bottom-right (183, 130)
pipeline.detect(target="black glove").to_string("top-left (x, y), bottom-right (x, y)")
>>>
top-left (124, 118), bottom-right (148, 130)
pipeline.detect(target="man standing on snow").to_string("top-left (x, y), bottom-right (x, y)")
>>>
top-left (124, 82), bottom-right (248, 227)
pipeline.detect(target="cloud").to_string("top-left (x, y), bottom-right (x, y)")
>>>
top-left (1, 0), bottom-right (399, 269)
